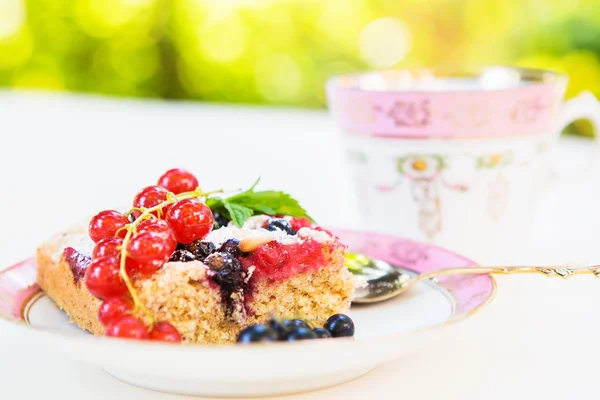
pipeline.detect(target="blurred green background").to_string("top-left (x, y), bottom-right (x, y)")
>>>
top-left (0, 0), bottom-right (599, 132)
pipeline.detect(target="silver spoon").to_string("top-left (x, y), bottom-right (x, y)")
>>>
top-left (346, 252), bottom-right (600, 304)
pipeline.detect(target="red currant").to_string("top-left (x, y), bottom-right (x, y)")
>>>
top-left (165, 199), bottom-right (213, 244)
top-left (149, 321), bottom-right (182, 342)
top-left (132, 185), bottom-right (169, 218)
top-left (89, 211), bottom-right (129, 243)
top-left (84, 256), bottom-right (128, 299)
top-left (92, 237), bottom-right (123, 259)
top-left (157, 168), bottom-right (198, 195)
top-left (98, 297), bottom-right (133, 326)
top-left (105, 316), bottom-right (149, 339)
top-left (127, 232), bottom-right (173, 264)
top-left (126, 258), bottom-right (162, 276)
top-left (137, 219), bottom-right (177, 250)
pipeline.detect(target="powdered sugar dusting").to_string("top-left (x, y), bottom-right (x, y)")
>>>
top-left (51, 233), bottom-right (95, 262)
top-left (297, 227), bottom-right (335, 243)
top-left (205, 225), bottom-right (296, 247)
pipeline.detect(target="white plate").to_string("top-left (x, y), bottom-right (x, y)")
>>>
top-left (0, 230), bottom-right (495, 398)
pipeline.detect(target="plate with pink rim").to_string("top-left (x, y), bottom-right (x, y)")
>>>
top-left (0, 229), bottom-right (496, 398)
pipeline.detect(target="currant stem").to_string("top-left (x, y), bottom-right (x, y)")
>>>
top-left (118, 187), bottom-right (223, 326)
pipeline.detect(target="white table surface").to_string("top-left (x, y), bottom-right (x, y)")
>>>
top-left (1, 91), bottom-right (600, 399)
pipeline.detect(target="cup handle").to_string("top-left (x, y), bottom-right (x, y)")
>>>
top-left (556, 90), bottom-right (600, 136)
top-left (551, 90), bottom-right (600, 184)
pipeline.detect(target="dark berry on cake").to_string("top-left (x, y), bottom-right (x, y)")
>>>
top-left (237, 324), bottom-right (279, 343)
top-left (312, 328), bottom-right (332, 338)
top-left (324, 314), bottom-right (355, 338)
top-left (265, 218), bottom-right (296, 235)
top-left (285, 327), bottom-right (317, 341)
top-left (212, 211), bottom-right (230, 229)
top-left (169, 249), bottom-right (196, 262)
top-left (219, 238), bottom-right (243, 257)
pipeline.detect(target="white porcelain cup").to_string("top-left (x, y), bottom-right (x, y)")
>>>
top-left (326, 67), bottom-right (600, 264)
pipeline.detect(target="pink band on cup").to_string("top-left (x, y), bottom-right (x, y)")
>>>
top-left (326, 71), bottom-right (566, 139)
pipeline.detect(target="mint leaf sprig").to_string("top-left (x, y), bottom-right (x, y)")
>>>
top-left (206, 178), bottom-right (313, 227)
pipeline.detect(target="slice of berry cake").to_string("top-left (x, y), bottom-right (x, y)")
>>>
top-left (36, 169), bottom-right (355, 344)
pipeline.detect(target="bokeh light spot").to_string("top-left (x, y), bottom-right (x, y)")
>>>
top-left (358, 17), bottom-right (411, 68)
top-left (317, 0), bottom-right (372, 53)
top-left (76, 0), bottom-right (157, 38)
top-left (256, 53), bottom-right (303, 102)
top-left (199, 16), bottom-right (247, 63)
top-left (0, 0), bottom-right (25, 39)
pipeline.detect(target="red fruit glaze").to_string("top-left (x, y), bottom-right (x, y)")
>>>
top-left (150, 321), bottom-right (182, 342)
top-left (165, 199), bottom-right (214, 244)
top-left (289, 217), bottom-right (312, 232)
top-left (63, 247), bottom-right (92, 283)
top-left (157, 168), bottom-right (199, 195)
top-left (92, 237), bottom-right (123, 259)
top-left (132, 185), bottom-right (170, 218)
top-left (105, 316), bottom-right (149, 339)
top-left (313, 226), bottom-right (337, 239)
top-left (136, 219), bottom-right (177, 250)
top-left (127, 232), bottom-right (173, 264)
top-left (240, 239), bottom-right (325, 281)
top-left (89, 211), bottom-right (129, 243)
top-left (98, 297), bottom-right (133, 326)
top-left (84, 256), bottom-right (128, 299)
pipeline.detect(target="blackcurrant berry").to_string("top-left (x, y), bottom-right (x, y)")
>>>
top-left (185, 240), bottom-right (215, 260)
top-left (220, 238), bottom-right (242, 257)
top-left (169, 249), bottom-right (196, 262)
top-left (205, 251), bottom-right (238, 271)
top-left (282, 319), bottom-right (309, 330)
top-left (265, 218), bottom-right (296, 235)
top-left (312, 328), bottom-right (332, 338)
top-left (213, 211), bottom-right (230, 229)
top-left (285, 327), bottom-right (317, 341)
top-left (237, 324), bottom-right (278, 343)
top-left (324, 314), bottom-right (355, 338)
top-left (266, 319), bottom-right (288, 340)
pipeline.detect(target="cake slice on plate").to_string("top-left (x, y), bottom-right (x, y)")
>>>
top-left (37, 169), bottom-right (355, 344)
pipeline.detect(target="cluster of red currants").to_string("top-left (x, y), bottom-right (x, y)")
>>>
top-left (84, 168), bottom-right (215, 342)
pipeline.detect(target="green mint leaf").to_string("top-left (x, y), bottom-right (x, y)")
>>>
top-left (248, 177), bottom-right (261, 191)
top-left (205, 179), bottom-right (314, 227)
top-left (229, 190), bottom-right (313, 220)
top-left (223, 201), bottom-right (254, 227)
top-left (205, 197), bottom-right (224, 211)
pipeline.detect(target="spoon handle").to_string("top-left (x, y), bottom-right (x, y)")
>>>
top-left (420, 265), bottom-right (600, 281)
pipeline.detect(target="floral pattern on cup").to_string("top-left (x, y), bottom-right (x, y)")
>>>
top-left (476, 151), bottom-right (514, 169)
top-left (386, 100), bottom-right (431, 127)
top-left (388, 151), bottom-right (518, 238)
top-left (510, 96), bottom-right (547, 124)
top-left (444, 101), bottom-right (493, 128)
top-left (396, 155), bottom-right (449, 239)
top-left (397, 154), bottom-right (446, 181)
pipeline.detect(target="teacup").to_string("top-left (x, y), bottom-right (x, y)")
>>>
top-left (326, 67), bottom-right (600, 264)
